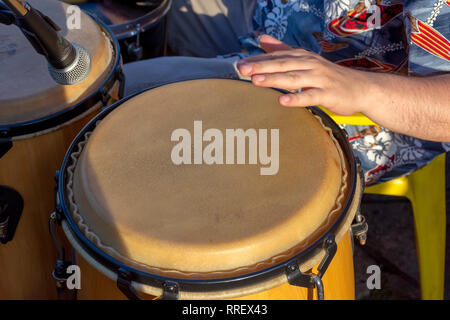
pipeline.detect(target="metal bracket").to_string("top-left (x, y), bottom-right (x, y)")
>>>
top-left (49, 212), bottom-right (77, 299)
top-left (317, 235), bottom-right (337, 278)
top-left (350, 156), bottom-right (368, 246)
top-left (0, 186), bottom-right (24, 244)
top-left (286, 234), bottom-right (337, 300)
top-left (126, 23), bottom-right (143, 61)
top-left (156, 281), bottom-right (179, 300)
top-left (117, 69), bottom-right (126, 100)
top-left (351, 212), bottom-right (368, 245)
top-left (100, 86), bottom-right (112, 106)
top-left (117, 268), bottom-right (142, 300)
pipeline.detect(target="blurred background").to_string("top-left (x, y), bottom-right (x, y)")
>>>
top-left (354, 155), bottom-right (450, 299)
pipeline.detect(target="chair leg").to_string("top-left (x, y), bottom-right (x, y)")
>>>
top-left (408, 153), bottom-right (446, 300)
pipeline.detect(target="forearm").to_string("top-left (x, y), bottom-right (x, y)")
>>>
top-left (237, 39), bottom-right (450, 142)
top-left (361, 72), bottom-right (450, 142)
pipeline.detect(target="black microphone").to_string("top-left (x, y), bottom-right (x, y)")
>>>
top-left (2, 0), bottom-right (91, 85)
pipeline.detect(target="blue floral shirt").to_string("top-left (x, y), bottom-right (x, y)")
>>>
top-left (240, 0), bottom-right (450, 76)
top-left (240, 0), bottom-right (449, 184)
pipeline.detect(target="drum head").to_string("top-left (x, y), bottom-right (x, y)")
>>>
top-left (0, 0), bottom-right (115, 127)
top-left (65, 79), bottom-right (352, 281)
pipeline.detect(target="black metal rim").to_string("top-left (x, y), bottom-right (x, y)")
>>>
top-left (109, 0), bottom-right (172, 40)
top-left (57, 78), bottom-right (359, 294)
top-left (0, 13), bottom-right (122, 139)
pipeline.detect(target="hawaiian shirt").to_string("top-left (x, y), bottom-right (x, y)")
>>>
top-left (240, 0), bottom-right (450, 185)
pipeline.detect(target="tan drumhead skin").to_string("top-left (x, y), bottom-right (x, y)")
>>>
top-left (69, 79), bottom-right (348, 278)
top-left (0, 0), bottom-right (113, 126)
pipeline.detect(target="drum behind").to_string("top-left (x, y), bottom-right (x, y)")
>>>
top-left (61, 0), bottom-right (172, 62)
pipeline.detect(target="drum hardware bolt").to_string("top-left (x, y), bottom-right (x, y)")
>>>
top-left (351, 213), bottom-right (368, 246)
top-left (286, 262), bottom-right (323, 300)
top-left (52, 259), bottom-right (77, 300)
top-left (127, 24), bottom-right (144, 61)
top-left (158, 281), bottom-right (179, 300)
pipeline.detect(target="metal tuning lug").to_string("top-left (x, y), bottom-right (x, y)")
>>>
top-left (117, 268), bottom-right (142, 300)
top-left (286, 234), bottom-right (337, 300)
top-left (317, 234), bottom-right (337, 278)
top-left (351, 211), bottom-right (368, 245)
top-left (49, 212), bottom-right (77, 299)
top-left (157, 281), bottom-right (179, 300)
top-left (127, 23), bottom-right (143, 61)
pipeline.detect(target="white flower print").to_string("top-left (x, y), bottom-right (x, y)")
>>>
top-left (324, 0), bottom-right (351, 22)
top-left (393, 135), bottom-right (426, 163)
top-left (364, 131), bottom-right (396, 165)
top-left (264, 6), bottom-right (289, 40)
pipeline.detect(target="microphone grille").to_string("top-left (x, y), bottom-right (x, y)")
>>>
top-left (48, 43), bottom-right (91, 85)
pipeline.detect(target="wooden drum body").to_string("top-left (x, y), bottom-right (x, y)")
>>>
top-left (0, 0), bottom-right (122, 299)
top-left (69, 230), bottom-right (356, 300)
top-left (56, 79), bottom-right (363, 300)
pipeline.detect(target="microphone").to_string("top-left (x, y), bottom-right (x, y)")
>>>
top-left (2, 0), bottom-right (91, 85)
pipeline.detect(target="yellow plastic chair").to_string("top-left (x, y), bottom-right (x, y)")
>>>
top-left (320, 107), bottom-right (447, 300)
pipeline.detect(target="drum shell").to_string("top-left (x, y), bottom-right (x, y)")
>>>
top-left (0, 114), bottom-right (95, 299)
top-left (0, 26), bottom-right (121, 300)
top-left (62, 174), bottom-right (360, 299)
top-left (66, 229), bottom-right (356, 300)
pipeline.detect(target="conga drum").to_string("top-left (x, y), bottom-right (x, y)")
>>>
top-left (56, 79), bottom-right (363, 300)
top-left (0, 0), bottom-right (122, 299)
top-left (61, 0), bottom-right (172, 62)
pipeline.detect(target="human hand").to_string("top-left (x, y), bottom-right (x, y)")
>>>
top-left (237, 35), bottom-right (377, 116)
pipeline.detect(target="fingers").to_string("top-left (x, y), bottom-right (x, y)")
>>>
top-left (259, 34), bottom-right (292, 53)
top-left (251, 70), bottom-right (320, 91)
top-left (279, 89), bottom-right (323, 107)
top-left (238, 56), bottom-right (316, 76)
top-left (243, 49), bottom-right (311, 63)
